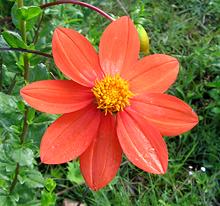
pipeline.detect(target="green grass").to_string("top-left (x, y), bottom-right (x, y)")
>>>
top-left (0, 0), bottom-right (220, 205)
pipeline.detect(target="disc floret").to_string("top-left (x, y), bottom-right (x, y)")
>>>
top-left (92, 74), bottom-right (133, 114)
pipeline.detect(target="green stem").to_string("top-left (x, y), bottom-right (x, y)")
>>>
top-left (20, 108), bottom-right (29, 144)
top-left (9, 163), bottom-right (20, 193)
top-left (17, 0), bottom-right (25, 40)
top-left (23, 55), bottom-right (29, 81)
top-left (18, 0), bottom-right (29, 82)
top-left (17, 0), bottom-right (29, 144)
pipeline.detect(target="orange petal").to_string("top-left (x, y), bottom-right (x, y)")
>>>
top-left (99, 16), bottom-right (140, 76)
top-left (124, 54), bottom-right (179, 94)
top-left (129, 94), bottom-right (199, 136)
top-left (80, 114), bottom-right (122, 191)
top-left (52, 27), bottom-right (103, 87)
top-left (20, 80), bottom-right (93, 114)
top-left (40, 106), bottom-right (101, 164)
top-left (117, 110), bottom-right (168, 174)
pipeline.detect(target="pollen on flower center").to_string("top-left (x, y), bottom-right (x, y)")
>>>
top-left (92, 74), bottom-right (134, 115)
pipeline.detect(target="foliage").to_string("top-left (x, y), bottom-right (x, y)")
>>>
top-left (0, 0), bottom-right (219, 205)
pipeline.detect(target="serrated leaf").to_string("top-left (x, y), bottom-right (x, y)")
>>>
top-left (41, 190), bottom-right (56, 206)
top-left (0, 92), bottom-right (22, 129)
top-left (17, 6), bottom-right (42, 21)
top-left (25, 170), bottom-right (44, 188)
top-left (0, 92), bottom-right (18, 113)
top-left (12, 148), bottom-right (34, 166)
top-left (13, 183), bottom-right (38, 204)
top-left (0, 195), bottom-right (16, 206)
top-left (29, 63), bottom-right (49, 82)
top-left (44, 178), bottom-right (56, 192)
top-left (2, 31), bottom-right (27, 49)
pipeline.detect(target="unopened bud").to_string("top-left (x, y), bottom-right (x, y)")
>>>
top-left (135, 24), bottom-right (150, 55)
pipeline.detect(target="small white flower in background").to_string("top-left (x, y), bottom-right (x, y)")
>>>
top-left (189, 165), bottom-right (193, 169)
top-left (200, 167), bottom-right (206, 172)
top-left (189, 171), bottom-right (193, 176)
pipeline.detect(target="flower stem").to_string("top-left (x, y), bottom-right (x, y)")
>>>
top-left (0, 47), bottom-right (52, 58)
top-left (40, 0), bottom-right (115, 22)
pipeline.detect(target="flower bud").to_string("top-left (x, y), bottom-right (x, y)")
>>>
top-left (135, 24), bottom-right (150, 55)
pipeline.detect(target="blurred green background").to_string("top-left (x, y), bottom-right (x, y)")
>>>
top-left (0, 0), bottom-right (219, 205)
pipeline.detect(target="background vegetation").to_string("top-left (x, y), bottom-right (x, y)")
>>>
top-left (0, 0), bottom-right (219, 205)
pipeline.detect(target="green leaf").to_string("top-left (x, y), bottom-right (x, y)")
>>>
top-left (27, 113), bottom-right (57, 145)
top-left (0, 92), bottom-right (21, 129)
top-left (211, 107), bottom-right (220, 114)
top-left (24, 170), bottom-right (44, 188)
top-left (0, 35), bottom-right (8, 47)
top-left (44, 178), bottom-right (56, 192)
top-left (11, 3), bottom-right (40, 31)
top-left (0, 92), bottom-right (19, 113)
top-left (17, 101), bottom-right (25, 112)
top-left (27, 108), bottom-right (35, 124)
top-left (0, 36), bottom-right (19, 73)
top-left (11, 148), bottom-right (34, 166)
top-left (206, 80), bottom-right (220, 88)
top-left (13, 183), bottom-right (39, 204)
top-left (0, 195), bottom-right (16, 206)
top-left (29, 63), bottom-right (49, 82)
top-left (67, 161), bottom-right (84, 185)
top-left (209, 89), bottom-right (220, 101)
top-left (41, 190), bottom-right (56, 206)
top-left (17, 6), bottom-right (42, 21)
top-left (2, 31), bottom-right (27, 49)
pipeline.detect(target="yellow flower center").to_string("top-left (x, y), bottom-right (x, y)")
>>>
top-left (92, 74), bottom-right (133, 115)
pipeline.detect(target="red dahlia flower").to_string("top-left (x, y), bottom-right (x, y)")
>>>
top-left (20, 16), bottom-right (198, 190)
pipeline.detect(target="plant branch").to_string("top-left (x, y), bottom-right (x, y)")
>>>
top-left (0, 47), bottom-right (52, 58)
top-left (19, 0), bottom-right (29, 143)
top-left (32, 12), bottom-right (45, 45)
top-left (9, 163), bottom-right (20, 193)
top-left (40, 0), bottom-right (115, 21)
top-left (20, 108), bottom-right (29, 144)
top-left (17, 0), bottom-right (29, 81)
